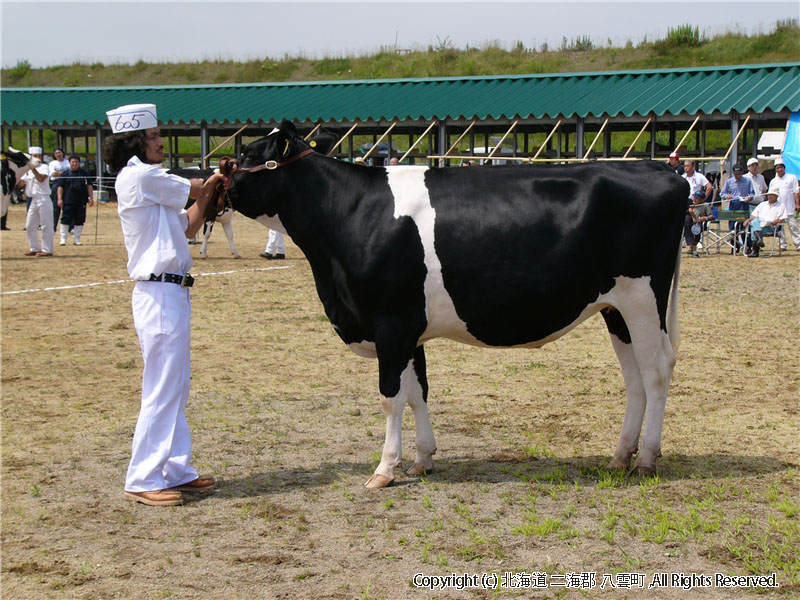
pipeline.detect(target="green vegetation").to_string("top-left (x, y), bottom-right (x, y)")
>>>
top-left (2, 20), bottom-right (797, 88)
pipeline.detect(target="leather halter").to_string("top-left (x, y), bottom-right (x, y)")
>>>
top-left (221, 148), bottom-right (315, 176)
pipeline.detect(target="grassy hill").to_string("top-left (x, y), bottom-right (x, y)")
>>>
top-left (2, 21), bottom-right (798, 88)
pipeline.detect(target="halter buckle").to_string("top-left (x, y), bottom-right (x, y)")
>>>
top-left (265, 160), bottom-right (278, 170)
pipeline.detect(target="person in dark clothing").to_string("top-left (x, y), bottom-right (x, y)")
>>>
top-left (56, 155), bottom-right (94, 245)
top-left (667, 152), bottom-right (684, 176)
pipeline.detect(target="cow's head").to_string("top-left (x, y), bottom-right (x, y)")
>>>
top-left (224, 121), bottom-right (331, 221)
top-left (3, 147), bottom-right (41, 177)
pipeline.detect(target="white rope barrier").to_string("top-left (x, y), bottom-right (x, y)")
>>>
top-left (1, 265), bottom-right (292, 296)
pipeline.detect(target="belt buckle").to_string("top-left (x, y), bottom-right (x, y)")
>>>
top-left (181, 274), bottom-right (193, 288)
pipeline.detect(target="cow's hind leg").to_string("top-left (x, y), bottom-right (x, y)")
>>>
top-left (200, 222), bottom-right (212, 258)
top-left (613, 281), bottom-right (677, 476)
top-left (405, 345), bottom-right (437, 477)
top-left (601, 308), bottom-right (645, 470)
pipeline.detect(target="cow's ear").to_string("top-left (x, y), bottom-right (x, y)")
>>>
top-left (278, 120), bottom-right (297, 138)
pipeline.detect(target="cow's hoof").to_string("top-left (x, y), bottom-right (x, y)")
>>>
top-left (406, 463), bottom-right (433, 477)
top-left (607, 458), bottom-right (629, 470)
top-left (627, 463), bottom-right (656, 478)
top-left (365, 474), bottom-right (394, 488)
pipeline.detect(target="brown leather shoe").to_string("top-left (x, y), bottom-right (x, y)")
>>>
top-left (23, 250), bottom-right (38, 256)
top-left (169, 476), bottom-right (216, 493)
top-left (35, 252), bottom-right (53, 257)
top-left (124, 489), bottom-right (183, 506)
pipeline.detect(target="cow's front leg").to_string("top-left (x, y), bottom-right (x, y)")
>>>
top-left (222, 219), bottom-right (240, 258)
top-left (405, 345), bottom-right (436, 476)
top-left (366, 390), bottom-right (406, 488)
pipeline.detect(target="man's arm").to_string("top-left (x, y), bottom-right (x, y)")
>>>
top-left (31, 166), bottom-right (48, 183)
top-left (87, 183), bottom-right (94, 207)
top-left (185, 174), bottom-right (223, 238)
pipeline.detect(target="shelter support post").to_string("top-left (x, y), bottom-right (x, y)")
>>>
top-left (623, 116), bottom-right (653, 158)
top-left (444, 121), bottom-right (476, 162)
top-left (327, 122), bottom-right (360, 156)
top-left (576, 118), bottom-right (585, 158)
top-left (583, 118), bottom-right (609, 160)
top-left (200, 123), bottom-right (209, 169)
top-left (205, 123), bottom-right (249, 165)
top-left (673, 115), bottom-right (701, 155)
top-left (486, 120), bottom-right (518, 160)
top-left (532, 118), bottom-right (563, 161)
top-left (720, 112), bottom-right (751, 174)
top-left (400, 120), bottom-right (438, 163)
top-left (303, 123), bottom-right (321, 141)
top-left (364, 122), bottom-right (398, 161)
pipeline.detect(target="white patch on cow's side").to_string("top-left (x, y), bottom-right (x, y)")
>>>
top-left (267, 127), bottom-right (280, 136)
top-left (386, 168), bottom-right (480, 345)
top-left (254, 214), bottom-right (287, 234)
top-left (348, 340), bottom-right (377, 358)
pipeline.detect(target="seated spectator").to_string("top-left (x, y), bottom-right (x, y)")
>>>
top-left (742, 179), bottom-right (788, 257)
top-left (684, 189), bottom-right (713, 257)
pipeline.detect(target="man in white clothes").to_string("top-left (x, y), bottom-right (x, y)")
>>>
top-left (260, 229), bottom-right (286, 259)
top-left (742, 179), bottom-right (788, 257)
top-left (102, 103), bottom-right (223, 506)
top-left (20, 147), bottom-right (53, 256)
top-left (682, 160), bottom-right (712, 203)
top-left (48, 147), bottom-right (70, 229)
top-left (743, 158), bottom-right (767, 212)
top-left (772, 157), bottom-right (800, 251)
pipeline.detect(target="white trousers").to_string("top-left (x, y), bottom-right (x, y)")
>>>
top-left (779, 214), bottom-right (800, 249)
top-left (265, 229), bottom-right (285, 254)
top-left (25, 194), bottom-right (54, 253)
top-left (125, 281), bottom-right (198, 492)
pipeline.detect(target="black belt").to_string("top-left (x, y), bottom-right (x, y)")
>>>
top-left (148, 273), bottom-right (194, 287)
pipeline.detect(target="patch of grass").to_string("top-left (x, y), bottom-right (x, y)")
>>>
top-left (4, 22), bottom-right (798, 87)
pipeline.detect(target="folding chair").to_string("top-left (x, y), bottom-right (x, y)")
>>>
top-left (744, 222), bottom-right (783, 257)
top-left (703, 209), bottom-right (749, 254)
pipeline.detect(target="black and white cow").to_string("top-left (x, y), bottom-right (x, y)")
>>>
top-left (2, 147), bottom-right (40, 228)
top-left (223, 121), bottom-right (688, 487)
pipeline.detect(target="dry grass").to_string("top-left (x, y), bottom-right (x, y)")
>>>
top-left (1, 201), bottom-right (799, 599)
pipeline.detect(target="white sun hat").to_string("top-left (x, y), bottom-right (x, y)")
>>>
top-left (28, 146), bottom-right (43, 154)
top-left (106, 104), bottom-right (158, 134)
top-left (767, 179), bottom-right (782, 196)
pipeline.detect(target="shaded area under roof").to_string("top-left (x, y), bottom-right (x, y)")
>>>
top-left (2, 63), bottom-right (799, 128)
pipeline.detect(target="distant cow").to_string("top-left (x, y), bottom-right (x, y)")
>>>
top-left (223, 121), bottom-right (687, 487)
top-left (2, 147), bottom-right (40, 227)
top-left (169, 167), bottom-right (240, 259)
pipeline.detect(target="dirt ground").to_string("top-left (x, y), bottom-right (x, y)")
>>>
top-left (1, 201), bottom-right (798, 600)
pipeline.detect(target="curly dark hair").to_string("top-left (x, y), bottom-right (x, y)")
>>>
top-left (101, 131), bottom-right (147, 174)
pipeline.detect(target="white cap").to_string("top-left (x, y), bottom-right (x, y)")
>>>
top-left (28, 146), bottom-right (43, 154)
top-left (106, 103), bottom-right (158, 134)
top-left (767, 179), bottom-right (781, 196)
top-left (746, 158), bottom-right (759, 167)
top-left (774, 157), bottom-right (785, 166)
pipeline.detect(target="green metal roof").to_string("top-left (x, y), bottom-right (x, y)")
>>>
top-left (2, 63), bottom-right (798, 128)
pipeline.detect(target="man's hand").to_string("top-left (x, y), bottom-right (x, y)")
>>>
top-left (185, 173), bottom-right (225, 238)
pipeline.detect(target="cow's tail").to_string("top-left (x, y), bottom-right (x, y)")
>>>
top-left (667, 245), bottom-right (681, 355)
